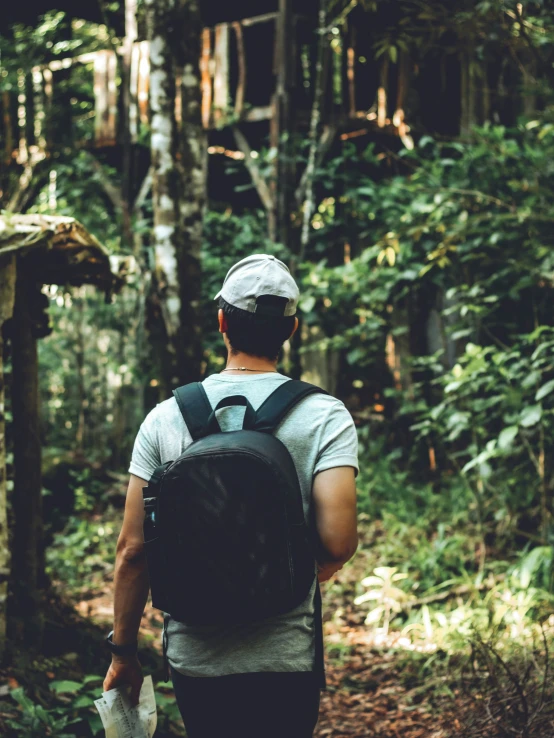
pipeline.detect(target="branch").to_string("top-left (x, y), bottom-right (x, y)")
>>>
top-left (133, 167), bottom-right (153, 214)
top-left (232, 127), bottom-right (274, 212)
top-left (87, 153), bottom-right (124, 213)
top-left (513, 4), bottom-right (554, 85)
top-left (295, 124), bottom-right (337, 207)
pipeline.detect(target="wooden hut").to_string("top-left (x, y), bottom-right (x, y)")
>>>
top-left (0, 215), bottom-right (120, 656)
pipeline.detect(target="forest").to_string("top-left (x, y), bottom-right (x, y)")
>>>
top-left (0, 0), bottom-right (554, 735)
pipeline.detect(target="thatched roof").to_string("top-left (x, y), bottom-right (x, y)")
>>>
top-left (0, 214), bottom-right (121, 292)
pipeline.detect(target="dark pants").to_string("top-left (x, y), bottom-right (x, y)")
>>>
top-left (170, 667), bottom-right (321, 738)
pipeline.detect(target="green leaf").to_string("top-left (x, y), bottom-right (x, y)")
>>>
top-left (519, 404), bottom-right (542, 428)
top-left (50, 680), bottom-right (83, 694)
top-left (87, 714), bottom-right (104, 736)
top-left (346, 347), bottom-right (365, 365)
top-left (72, 695), bottom-right (94, 708)
top-left (299, 296), bottom-right (316, 313)
top-left (536, 379), bottom-right (554, 402)
top-left (356, 186), bottom-right (375, 197)
top-left (82, 675), bottom-right (103, 685)
top-left (498, 425), bottom-right (518, 450)
top-left (522, 370), bottom-right (541, 389)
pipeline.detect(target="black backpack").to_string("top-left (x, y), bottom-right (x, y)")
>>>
top-left (143, 380), bottom-right (327, 644)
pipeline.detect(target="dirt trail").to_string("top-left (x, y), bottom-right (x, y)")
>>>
top-left (75, 570), bottom-right (452, 738)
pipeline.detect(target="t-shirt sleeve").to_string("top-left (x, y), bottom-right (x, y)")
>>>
top-left (128, 406), bottom-right (161, 481)
top-left (314, 400), bottom-right (359, 477)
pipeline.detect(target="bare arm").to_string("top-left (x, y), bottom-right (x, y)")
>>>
top-left (103, 474), bottom-right (149, 703)
top-left (312, 466), bottom-right (358, 582)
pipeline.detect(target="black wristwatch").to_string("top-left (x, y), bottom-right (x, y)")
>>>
top-left (105, 630), bottom-right (138, 657)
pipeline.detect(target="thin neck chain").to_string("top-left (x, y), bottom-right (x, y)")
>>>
top-left (221, 367), bottom-right (278, 373)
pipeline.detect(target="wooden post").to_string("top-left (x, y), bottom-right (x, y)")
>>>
top-left (0, 255), bottom-right (16, 661)
top-left (130, 42), bottom-right (140, 141)
top-left (10, 263), bottom-right (43, 645)
top-left (94, 51), bottom-right (108, 145)
top-left (107, 51), bottom-right (118, 144)
top-left (138, 41), bottom-right (150, 127)
top-left (347, 23), bottom-right (356, 117)
top-left (200, 29), bottom-right (212, 129)
top-left (213, 24), bottom-right (229, 127)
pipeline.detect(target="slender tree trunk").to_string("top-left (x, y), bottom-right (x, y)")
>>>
top-left (10, 265), bottom-right (43, 646)
top-left (74, 295), bottom-right (86, 456)
top-left (0, 256), bottom-right (16, 662)
top-left (297, 0), bottom-right (328, 268)
top-left (270, 0), bottom-right (295, 247)
top-left (146, 0), bottom-right (205, 394)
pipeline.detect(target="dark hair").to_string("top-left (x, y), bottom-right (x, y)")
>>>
top-left (218, 297), bottom-right (296, 361)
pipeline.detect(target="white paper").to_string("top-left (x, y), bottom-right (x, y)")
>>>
top-left (94, 675), bottom-right (157, 738)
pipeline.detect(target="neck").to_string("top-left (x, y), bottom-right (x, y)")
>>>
top-left (224, 351), bottom-right (278, 374)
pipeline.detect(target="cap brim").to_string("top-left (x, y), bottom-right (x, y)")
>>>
top-left (213, 290), bottom-right (222, 300)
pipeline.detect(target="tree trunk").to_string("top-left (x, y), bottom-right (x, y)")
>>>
top-left (10, 264), bottom-right (43, 646)
top-left (297, 0), bottom-right (328, 268)
top-left (121, 0), bottom-right (138, 249)
top-left (0, 255), bottom-right (16, 662)
top-left (146, 0), bottom-right (205, 394)
top-left (270, 0), bottom-right (295, 247)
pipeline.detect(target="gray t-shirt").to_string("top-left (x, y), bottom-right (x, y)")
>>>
top-left (129, 372), bottom-right (358, 677)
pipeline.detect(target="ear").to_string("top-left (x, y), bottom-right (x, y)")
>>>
top-left (289, 316), bottom-right (299, 340)
top-left (218, 308), bottom-right (228, 334)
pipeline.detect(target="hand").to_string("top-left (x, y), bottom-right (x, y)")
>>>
top-left (103, 655), bottom-right (144, 706)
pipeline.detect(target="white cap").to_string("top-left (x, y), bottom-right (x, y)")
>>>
top-left (214, 254), bottom-right (299, 317)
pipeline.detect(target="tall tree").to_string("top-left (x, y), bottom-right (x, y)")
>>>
top-left (145, 0), bottom-right (206, 395)
top-left (0, 256), bottom-right (16, 660)
top-left (10, 267), bottom-right (43, 645)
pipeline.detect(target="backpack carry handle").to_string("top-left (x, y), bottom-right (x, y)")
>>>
top-left (207, 395), bottom-right (256, 434)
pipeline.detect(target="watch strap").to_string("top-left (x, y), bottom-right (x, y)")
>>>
top-left (106, 630), bottom-right (138, 657)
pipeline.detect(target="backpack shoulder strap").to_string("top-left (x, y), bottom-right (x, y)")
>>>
top-left (172, 382), bottom-right (213, 441)
top-left (254, 380), bottom-right (328, 434)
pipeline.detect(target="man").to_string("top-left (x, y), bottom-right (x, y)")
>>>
top-left (103, 254), bottom-right (358, 738)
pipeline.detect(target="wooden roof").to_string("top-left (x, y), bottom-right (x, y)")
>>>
top-left (0, 214), bottom-right (120, 292)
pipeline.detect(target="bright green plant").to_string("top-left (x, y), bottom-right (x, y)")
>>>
top-left (354, 566), bottom-right (409, 634)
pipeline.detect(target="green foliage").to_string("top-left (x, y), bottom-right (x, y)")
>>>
top-left (300, 119), bottom-right (554, 552)
top-left (355, 566), bottom-right (409, 632)
top-left (6, 675), bottom-right (105, 738)
top-left (7, 687), bottom-right (79, 738)
top-left (46, 515), bottom-right (118, 590)
top-left (411, 330), bottom-right (554, 535)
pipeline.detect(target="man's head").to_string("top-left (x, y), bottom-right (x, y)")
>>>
top-left (214, 254), bottom-right (300, 361)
